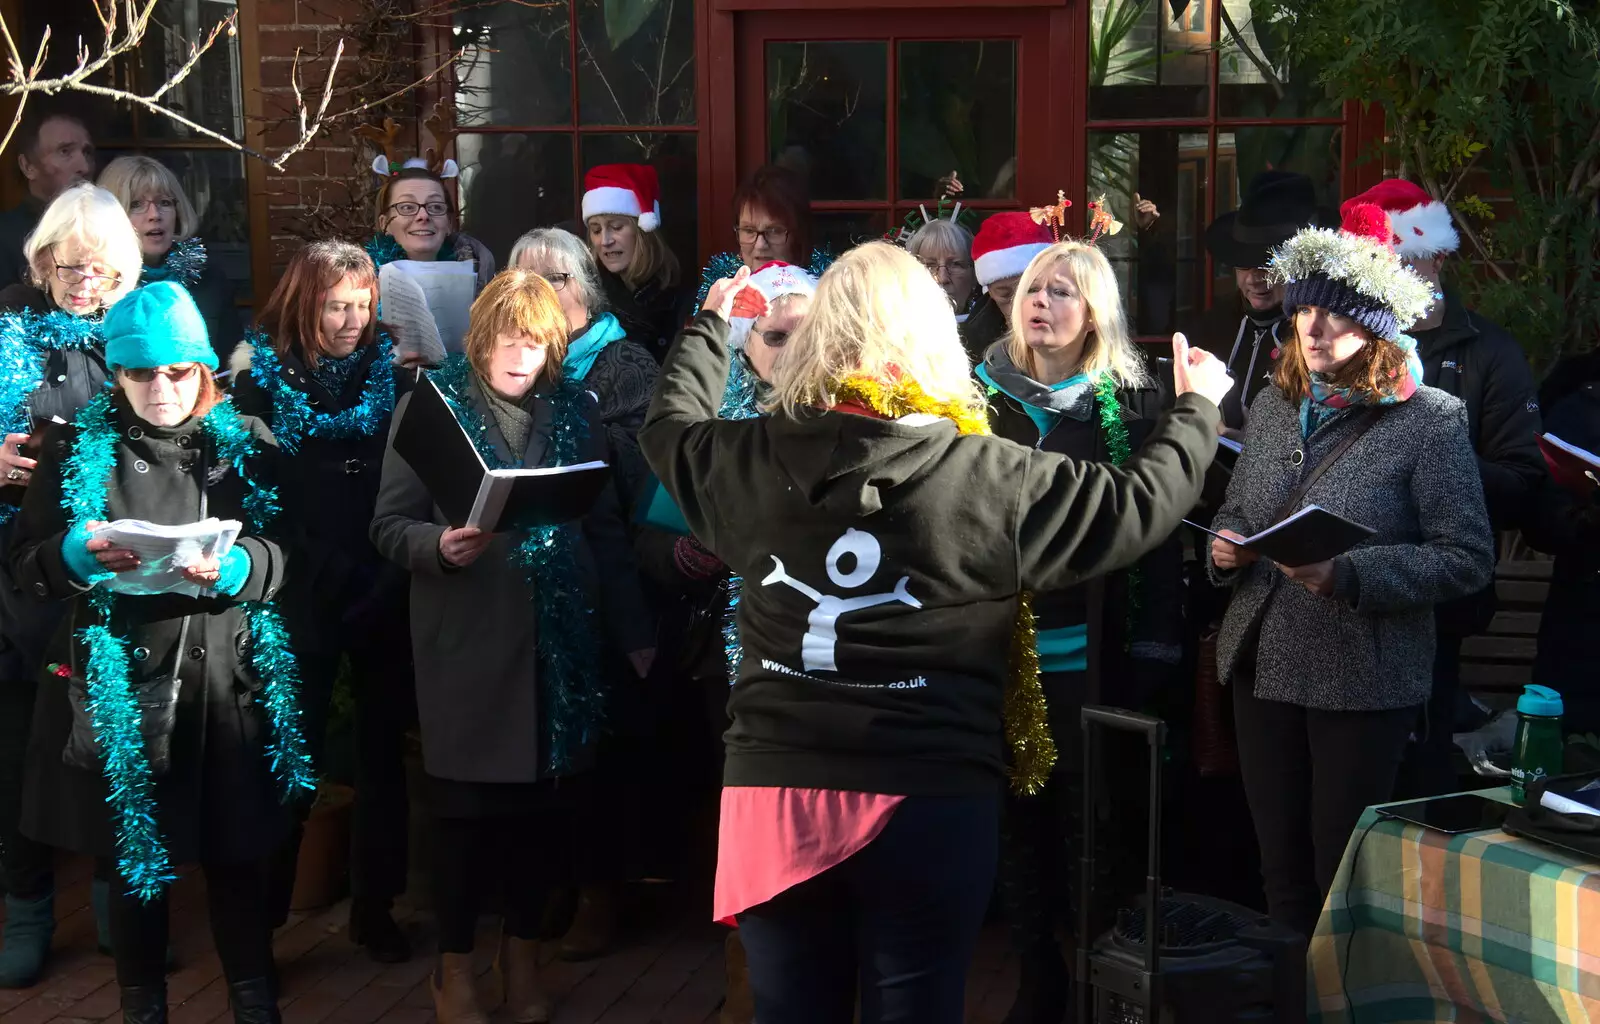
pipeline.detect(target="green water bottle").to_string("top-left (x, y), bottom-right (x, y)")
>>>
top-left (1511, 684), bottom-right (1565, 804)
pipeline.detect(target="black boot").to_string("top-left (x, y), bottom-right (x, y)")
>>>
top-left (349, 900), bottom-right (411, 963)
top-left (227, 977), bottom-right (282, 1024)
top-left (120, 983), bottom-right (168, 1024)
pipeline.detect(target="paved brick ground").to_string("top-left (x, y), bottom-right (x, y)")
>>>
top-left (0, 858), bottom-right (1021, 1023)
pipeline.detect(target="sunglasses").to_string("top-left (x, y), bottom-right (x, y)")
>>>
top-left (121, 364), bottom-right (201, 383)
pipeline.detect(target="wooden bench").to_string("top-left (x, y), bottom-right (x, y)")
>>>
top-left (1460, 558), bottom-right (1552, 696)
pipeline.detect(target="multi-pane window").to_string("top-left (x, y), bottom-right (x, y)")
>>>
top-left (48, 0), bottom-right (257, 302)
top-left (1087, 0), bottom-right (1349, 335)
top-left (450, 0), bottom-right (698, 273)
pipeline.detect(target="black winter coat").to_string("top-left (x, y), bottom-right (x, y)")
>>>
top-left (13, 394), bottom-right (293, 864)
top-left (1521, 372), bottom-right (1600, 713)
top-left (1190, 294), bottom-right (1288, 433)
top-left (600, 269), bottom-right (692, 365)
top-left (1413, 293), bottom-right (1545, 638)
top-left (0, 285), bottom-right (112, 683)
top-left (230, 339), bottom-right (411, 654)
top-left (1413, 293), bottom-right (1544, 532)
top-left (959, 296), bottom-right (1006, 366)
top-left (982, 358), bottom-right (1185, 745)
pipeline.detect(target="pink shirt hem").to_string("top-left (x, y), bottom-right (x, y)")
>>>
top-left (711, 786), bottom-right (905, 925)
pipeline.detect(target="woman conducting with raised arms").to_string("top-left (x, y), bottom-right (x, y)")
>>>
top-left (639, 241), bottom-right (1234, 1024)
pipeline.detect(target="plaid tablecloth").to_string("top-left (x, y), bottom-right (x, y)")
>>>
top-left (1308, 789), bottom-right (1600, 1023)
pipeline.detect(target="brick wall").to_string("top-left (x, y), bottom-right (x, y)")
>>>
top-left (250, 0), bottom-right (426, 273)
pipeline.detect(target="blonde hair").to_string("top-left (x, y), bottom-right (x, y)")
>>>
top-left (905, 218), bottom-right (974, 263)
top-left (23, 183), bottom-right (143, 307)
top-left (1005, 241), bottom-right (1149, 388)
top-left (463, 268), bottom-right (571, 387)
top-left (767, 241), bottom-right (983, 418)
top-left (624, 226), bottom-right (680, 291)
top-left (97, 156), bottom-right (200, 240)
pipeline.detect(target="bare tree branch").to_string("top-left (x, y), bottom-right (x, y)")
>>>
top-left (1, 0), bottom-right (460, 173)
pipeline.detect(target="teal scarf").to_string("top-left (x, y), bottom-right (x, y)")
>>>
top-left (563, 313), bottom-right (627, 382)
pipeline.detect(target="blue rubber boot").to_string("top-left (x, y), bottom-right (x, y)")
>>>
top-left (0, 892), bottom-right (56, 988)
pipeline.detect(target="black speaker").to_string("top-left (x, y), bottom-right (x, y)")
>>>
top-left (1076, 706), bottom-right (1307, 1024)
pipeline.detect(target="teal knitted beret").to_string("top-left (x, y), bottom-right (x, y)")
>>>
top-left (102, 281), bottom-right (218, 371)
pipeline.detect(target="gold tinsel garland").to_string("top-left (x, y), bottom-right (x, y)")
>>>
top-left (833, 375), bottom-right (1058, 795)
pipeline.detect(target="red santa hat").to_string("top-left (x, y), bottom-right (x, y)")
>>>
top-left (971, 212), bottom-right (1054, 289)
top-left (582, 163), bottom-right (662, 232)
top-left (1340, 179), bottom-right (1459, 260)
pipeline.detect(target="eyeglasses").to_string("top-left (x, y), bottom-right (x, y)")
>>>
top-left (542, 272), bottom-right (571, 292)
top-left (755, 329), bottom-right (790, 348)
top-left (121, 364), bottom-right (200, 384)
top-left (52, 259), bottom-right (121, 290)
top-left (917, 258), bottom-right (972, 275)
top-left (386, 201), bottom-right (450, 218)
top-left (129, 197), bottom-right (178, 215)
top-left (737, 225), bottom-right (789, 245)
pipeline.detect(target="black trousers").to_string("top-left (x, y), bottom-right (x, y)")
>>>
top-left (1394, 631), bottom-right (1469, 800)
top-left (270, 641), bottom-right (414, 920)
top-left (0, 676), bottom-right (52, 900)
top-left (103, 856), bottom-right (274, 987)
top-left (738, 793), bottom-right (999, 1024)
top-left (431, 805), bottom-right (573, 953)
top-left (1232, 682), bottom-right (1416, 937)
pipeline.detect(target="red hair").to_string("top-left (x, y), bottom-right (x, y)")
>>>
top-left (732, 164), bottom-right (812, 259)
top-left (256, 241), bottom-right (381, 368)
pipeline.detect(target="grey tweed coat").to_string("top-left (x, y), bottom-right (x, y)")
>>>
top-left (1208, 384), bottom-right (1494, 711)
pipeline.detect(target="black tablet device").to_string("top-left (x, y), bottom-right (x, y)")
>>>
top-left (1376, 794), bottom-right (1512, 835)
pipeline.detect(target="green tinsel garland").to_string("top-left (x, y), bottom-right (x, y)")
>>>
top-left (244, 329), bottom-right (396, 454)
top-left (428, 356), bottom-right (605, 771)
top-left (1093, 374), bottom-right (1141, 619)
top-left (61, 391), bottom-right (314, 900)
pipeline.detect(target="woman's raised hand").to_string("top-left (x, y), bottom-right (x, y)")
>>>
top-left (439, 526), bottom-right (493, 568)
top-left (1171, 332), bottom-right (1235, 409)
top-left (704, 266), bottom-right (766, 324)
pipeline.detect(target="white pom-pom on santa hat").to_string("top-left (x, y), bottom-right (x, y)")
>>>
top-left (583, 163), bottom-right (663, 232)
top-left (1341, 179), bottom-right (1459, 260)
top-left (971, 211), bottom-right (1055, 289)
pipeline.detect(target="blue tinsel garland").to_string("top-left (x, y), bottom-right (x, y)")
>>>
top-left (692, 247), bottom-right (837, 312)
top-left (141, 237), bottom-right (207, 290)
top-left (61, 391), bottom-right (313, 900)
top-left (364, 233), bottom-right (457, 269)
top-left (245, 330), bottom-right (396, 455)
top-left (428, 355), bottom-right (604, 771)
top-left (0, 308), bottom-right (105, 524)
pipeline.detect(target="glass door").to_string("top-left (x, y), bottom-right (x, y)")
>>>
top-left (733, 9), bottom-right (1063, 255)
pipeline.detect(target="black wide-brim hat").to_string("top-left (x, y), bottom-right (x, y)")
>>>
top-left (1205, 170), bottom-right (1329, 270)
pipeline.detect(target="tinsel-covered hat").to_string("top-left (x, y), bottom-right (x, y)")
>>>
top-left (1269, 203), bottom-right (1435, 342)
top-left (971, 212), bottom-right (1054, 289)
top-left (1341, 179), bottom-right (1459, 260)
top-left (729, 261), bottom-right (818, 351)
top-left (582, 164), bottom-right (662, 232)
top-left (103, 281), bottom-right (217, 370)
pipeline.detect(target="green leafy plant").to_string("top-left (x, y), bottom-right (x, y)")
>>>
top-left (1273, 0), bottom-right (1600, 370)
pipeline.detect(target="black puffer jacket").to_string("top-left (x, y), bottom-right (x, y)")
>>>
top-left (13, 395), bottom-right (293, 863)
